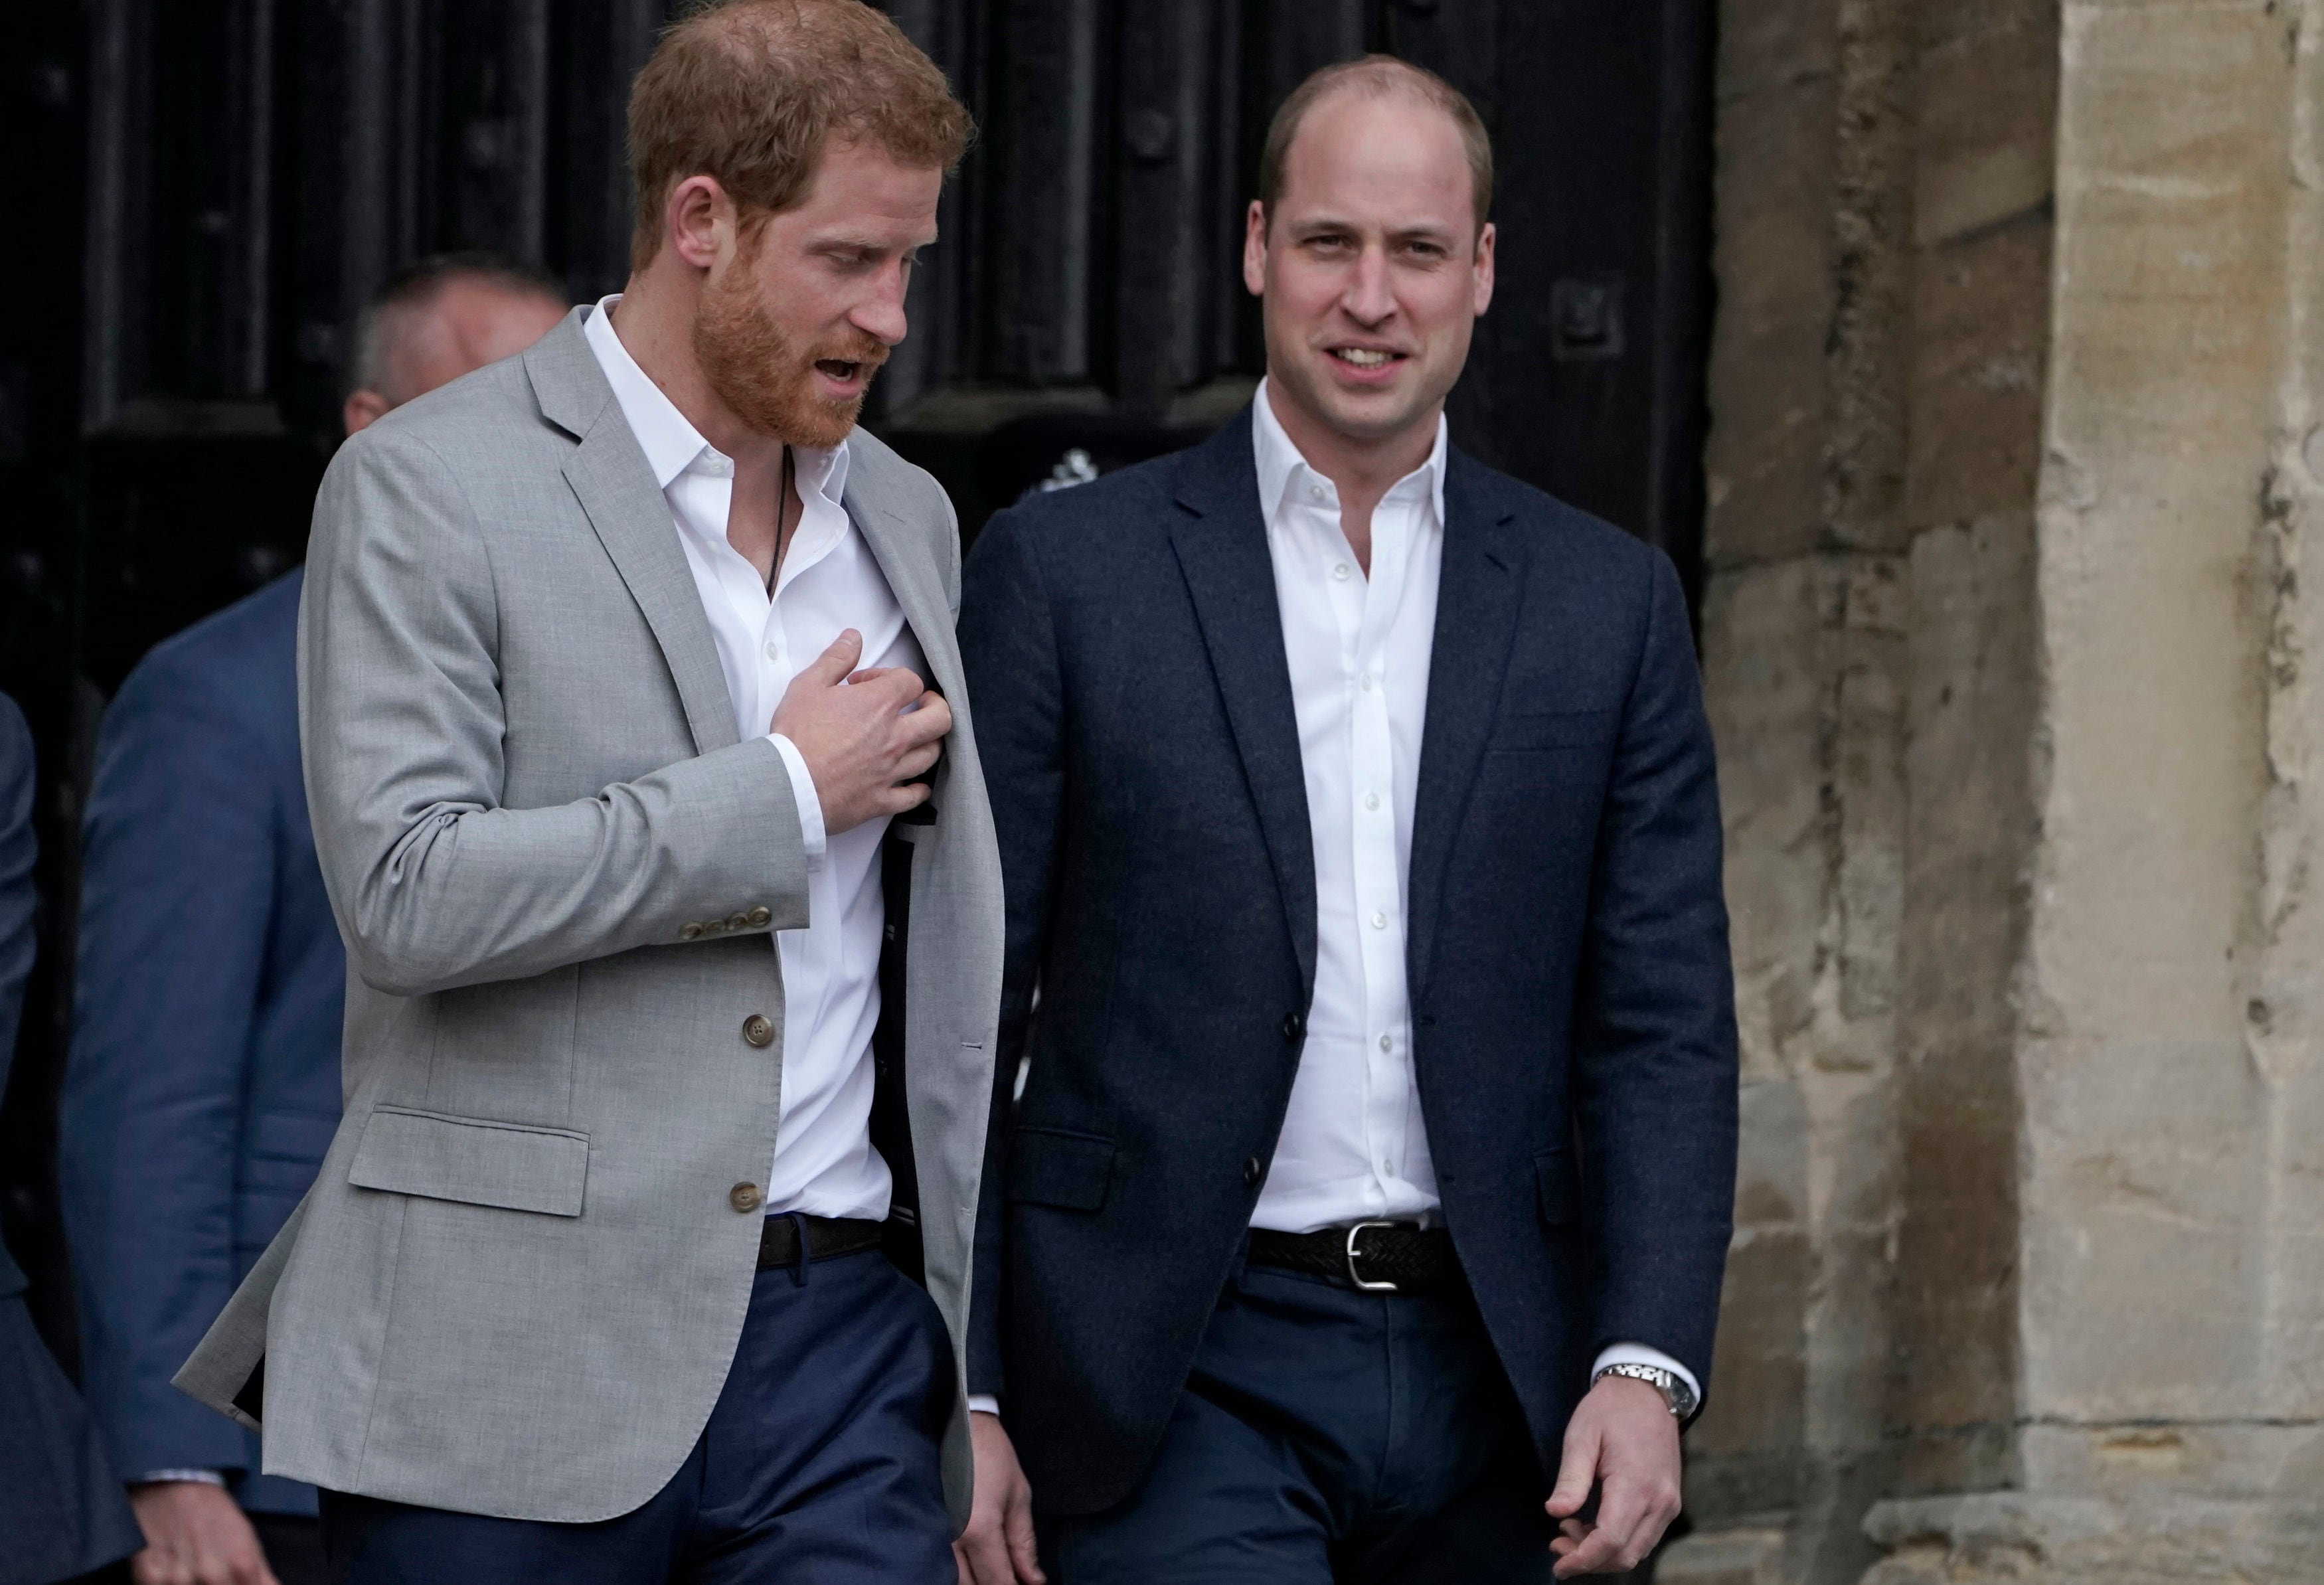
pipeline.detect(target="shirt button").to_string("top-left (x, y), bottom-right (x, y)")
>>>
top-left (729, 1182), bottom-right (763, 1213)
top-left (1379, 1034), bottom-right (1392, 1052)
top-left (1333, 562), bottom-right (1351, 580)
top-left (742, 1014), bottom-right (775, 1048)
top-left (1364, 792), bottom-right (1380, 811)
top-left (1359, 673), bottom-right (1374, 692)
top-left (1371, 910), bottom-right (1388, 930)
top-left (765, 640), bottom-right (780, 661)
top-left (1307, 482), bottom-right (1326, 501)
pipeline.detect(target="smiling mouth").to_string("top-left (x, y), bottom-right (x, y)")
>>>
top-left (1327, 347), bottom-right (1406, 371)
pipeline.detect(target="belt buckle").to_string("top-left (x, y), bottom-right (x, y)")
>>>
top-left (1345, 1220), bottom-right (1400, 1293)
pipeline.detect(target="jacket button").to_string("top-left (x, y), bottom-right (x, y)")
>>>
top-left (1244, 1157), bottom-right (1263, 1187)
top-left (746, 906), bottom-right (772, 928)
top-left (1282, 1013), bottom-right (1303, 1042)
top-left (742, 1014), bottom-right (775, 1048)
top-left (727, 912), bottom-right (750, 932)
top-left (729, 1182), bottom-right (763, 1213)
top-left (681, 922), bottom-right (703, 941)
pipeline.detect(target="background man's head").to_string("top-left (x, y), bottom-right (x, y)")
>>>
top-left (1244, 56), bottom-right (1497, 456)
top-left (624, 0), bottom-right (972, 448)
top-left (343, 252), bottom-right (568, 436)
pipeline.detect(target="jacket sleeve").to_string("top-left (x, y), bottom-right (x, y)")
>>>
top-left (956, 508), bottom-right (1070, 1400)
top-left (60, 655), bottom-right (276, 1479)
top-left (300, 424), bottom-right (812, 998)
top-left (0, 697), bottom-right (35, 1299)
top-left (1570, 550), bottom-right (1740, 1404)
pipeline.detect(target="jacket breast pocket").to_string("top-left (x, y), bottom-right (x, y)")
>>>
top-left (1491, 709), bottom-right (1619, 753)
top-left (347, 1105), bottom-right (590, 1218)
top-left (1536, 1146), bottom-right (1582, 1227)
top-left (1007, 1127), bottom-right (1116, 1212)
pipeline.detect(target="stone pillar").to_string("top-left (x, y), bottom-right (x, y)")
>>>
top-left (1685, 0), bottom-right (2324, 1580)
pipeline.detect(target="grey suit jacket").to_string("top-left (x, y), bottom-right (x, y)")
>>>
top-left (175, 309), bottom-right (1003, 1527)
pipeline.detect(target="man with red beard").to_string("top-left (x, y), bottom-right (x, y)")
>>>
top-left (172, 5), bottom-right (1003, 1582)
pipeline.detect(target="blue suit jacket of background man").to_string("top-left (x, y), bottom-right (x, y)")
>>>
top-left (957, 411), bottom-right (1740, 1516)
top-left (62, 570), bottom-right (343, 1516)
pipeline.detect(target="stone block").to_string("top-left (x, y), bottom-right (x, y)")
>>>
top-left (1914, 5), bottom-right (2058, 246)
top-left (1707, 71), bottom-right (1838, 568)
top-left (1720, 0), bottom-right (1837, 101)
top-left (2019, 1036), bottom-right (2266, 1420)
top-left (1858, 1491), bottom-right (2324, 1585)
top-left (1657, 1526), bottom-right (1787, 1585)
top-left (1907, 218), bottom-right (2052, 532)
top-left (1693, 1226), bottom-right (1810, 1462)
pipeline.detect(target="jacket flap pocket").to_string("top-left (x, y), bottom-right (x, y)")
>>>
top-left (1494, 709), bottom-right (1619, 751)
top-left (349, 1106), bottom-right (590, 1218)
top-left (1536, 1147), bottom-right (1582, 1226)
top-left (1008, 1127), bottom-right (1116, 1212)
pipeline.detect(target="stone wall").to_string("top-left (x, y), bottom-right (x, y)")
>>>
top-left (1671, 0), bottom-right (2324, 1580)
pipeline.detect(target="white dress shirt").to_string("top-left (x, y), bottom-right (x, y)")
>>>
top-left (1248, 381), bottom-right (1698, 1406)
top-left (585, 296), bottom-right (921, 1223)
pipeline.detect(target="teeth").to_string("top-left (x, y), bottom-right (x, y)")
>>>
top-left (1337, 349), bottom-right (1390, 367)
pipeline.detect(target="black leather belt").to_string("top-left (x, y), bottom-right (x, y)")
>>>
top-left (1246, 1221), bottom-right (1465, 1295)
top-left (756, 1213), bottom-right (887, 1272)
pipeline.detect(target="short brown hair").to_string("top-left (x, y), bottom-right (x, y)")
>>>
top-left (627, 0), bottom-right (973, 272)
top-left (1258, 56), bottom-right (1494, 235)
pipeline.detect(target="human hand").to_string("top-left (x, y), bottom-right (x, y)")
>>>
top-left (955, 1410), bottom-right (1044, 1585)
top-left (1545, 1374), bottom-right (1683, 1576)
top-left (771, 629), bottom-right (951, 836)
top-left (127, 1481), bottom-right (280, 1585)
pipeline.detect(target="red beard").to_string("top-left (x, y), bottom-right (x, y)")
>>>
top-left (694, 254), bottom-right (888, 449)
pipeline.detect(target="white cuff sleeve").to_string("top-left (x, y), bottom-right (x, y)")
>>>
top-left (133, 1468), bottom-right (228, 1487)
top-left (1591, 1342), bottom-right (1702, 1410)
top-left (967, 1394), bottom-right (1001, 1418)
top-left (768, 733), bottom-right (826, 873)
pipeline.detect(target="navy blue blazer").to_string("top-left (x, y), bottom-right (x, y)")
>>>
top-left (957, 411), bottom-right (1739, 1515)
top-left (60, 571), bottom-right (343, 1515)
top-left (1, 695), bottom-right (36, 1299)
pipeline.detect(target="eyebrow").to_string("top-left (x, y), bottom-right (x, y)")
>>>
top-left (1287, 215), bottom-right (1460, 245)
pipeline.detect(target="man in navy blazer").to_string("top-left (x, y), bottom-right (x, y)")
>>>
top-left (59, 254), bottom-right (564, 1585)
top-left (0, 695), bottom-right (144, 1584)
top-left (955, 59), bottom-right (1738, 1583)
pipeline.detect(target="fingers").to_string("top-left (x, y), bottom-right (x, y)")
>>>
top-left (1545, 1415), bottom-right (1602, 1519)
top-left (800, 629), bottom-right (866, 689)
top-left (955, 1545), bottom-right (975, 1585)
top-left (1550, 1475), bottom-right (1675, 1577)
top-left (1004, 1480), bottom-right (1046, 1584)
top-left (957, 1519), bottom-right (1017, 1585)
top-left (899, 691), bottom-right (954, 743)
top-left (896, 740), bottom-right (942, 782)
top-left (872, 779), bottom-right (936, 817)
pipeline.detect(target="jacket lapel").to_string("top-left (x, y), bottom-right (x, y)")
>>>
top-left (841, 449), bottom-right (963, 708)
top-left (1406, 450), bottom-right (1526, 1007)
top-left (527, 313), bottom-right (739, 756)
top-left (1167, 414), bottom-right (1318, 991)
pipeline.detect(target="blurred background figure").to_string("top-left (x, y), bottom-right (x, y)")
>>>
top-left (58, 254), bottom-right (564, 1585)
top-left (0, 695), bottom-right (143, 1585)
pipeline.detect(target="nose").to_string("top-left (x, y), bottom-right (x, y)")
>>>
top-left (1340, 244), bottom-right (1397, 327)
top-left (854, 263), bottom-right (912, 348)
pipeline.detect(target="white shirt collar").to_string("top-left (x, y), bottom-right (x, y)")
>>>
top-left (582, 294), bottom-right (850, 504)
top-left (1250, 375), bottom-right (1448, 529)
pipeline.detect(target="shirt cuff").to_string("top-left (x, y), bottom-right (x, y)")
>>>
top-left (967, 1394), bottom-right (1001, 1418)
top-left (767, 733), bottom-right (826, 873)
top-left (133, 1468), bottom-right (228, 1487)
top-left (1592, 1343), bottom-right (1702, 1411)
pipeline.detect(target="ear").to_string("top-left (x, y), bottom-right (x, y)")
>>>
top-left (343, 390), bottom-right (390, 436)
top-left (1471, 221), bottom-right (1497, 318)
top-left (1242, 199), bottom-right (1269, 298)
top-left (667, 175), bottom-right (733, 272)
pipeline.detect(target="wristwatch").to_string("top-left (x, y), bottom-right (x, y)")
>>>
top-left (1593, 1361), bottom-right (1699, 1420)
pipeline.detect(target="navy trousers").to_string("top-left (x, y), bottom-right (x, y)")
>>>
top-left (1042, 1264), bottom-right (1559, 1584)
top-left (319, 1248), bottom-right (956, 1584)
top-left (0, 1293), bottom-right (142, 1585)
